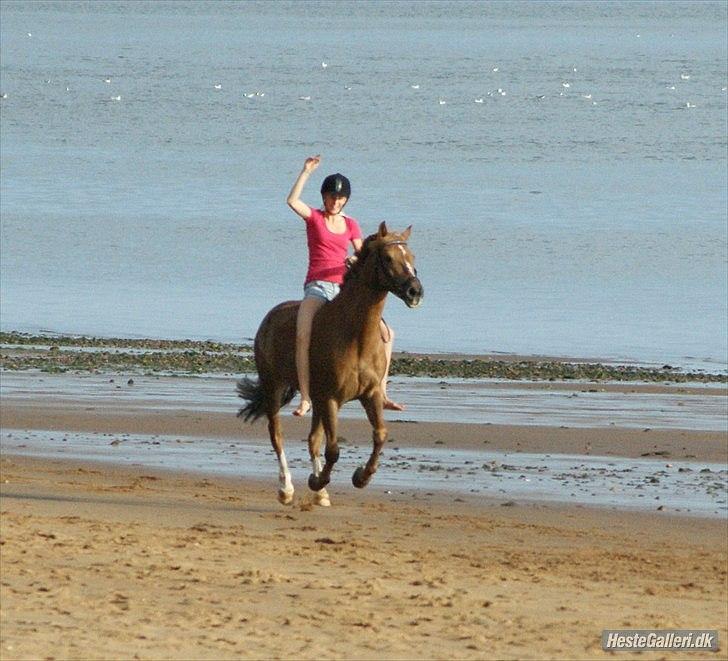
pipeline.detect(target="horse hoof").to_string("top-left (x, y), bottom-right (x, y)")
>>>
top-left (315, 490), bottom-right (331, 507)
top-left (352, 466), bottom-right (370, 489)
top-left (277, 488), bottom-right (294, 505)
top-left (308, 473), bottom-right (326, 492)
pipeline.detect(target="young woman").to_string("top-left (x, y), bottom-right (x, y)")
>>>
top-left (286, 155), bottom-right (404, 417)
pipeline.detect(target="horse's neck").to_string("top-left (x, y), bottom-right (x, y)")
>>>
top-left (329, 278), bottom-right (386, 340)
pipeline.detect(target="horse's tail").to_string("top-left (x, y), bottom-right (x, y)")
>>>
top-left (236, 377), bottom-right (296, 422)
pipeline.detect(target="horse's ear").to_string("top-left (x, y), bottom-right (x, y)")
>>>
top-left (377, 221), bottom-right (388, 237)
top-left (401, 225), bottom-right (412, 241)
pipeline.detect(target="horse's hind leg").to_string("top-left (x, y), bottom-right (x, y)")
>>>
top-left (306, 411), bottom-right (330, 506)
top-left (268, 411), bottom-right (294, 505)
top-left (353, 393), bottom-right (387, 488)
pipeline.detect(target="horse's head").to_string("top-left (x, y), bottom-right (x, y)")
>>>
top-left (352, 222), bottom-right (423, 308)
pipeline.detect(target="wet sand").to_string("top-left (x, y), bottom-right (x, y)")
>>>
top-left (1, 371), bottom-right (727, 659)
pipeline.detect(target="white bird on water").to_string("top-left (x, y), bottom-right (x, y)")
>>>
top-left (582, 94), bottom-right (592, 99)
top-left (111, 95), bottom-right (121, 101)
top-left (321, 61), bottom-right (328, 69)
top-left (680, 74), bottom-right (690, 80)
top-left (411, 84), bottom-right (420, 89)
top-left (244, 92), bottom-right (255, 98)
top-left (686, 102), bottom-right (696, 108)
top-left (562, 82), bottom-right (570, 88)
top-left (438, 98), bottom-right (446, 105)
top-left (474, 98), bottom-right (484, 103)
top-left (299, 95), bottom-right (311, 101)
top-left (1, 93), bottom-right (7, 99)
top-left (104, 78), bottom-right (111, 84)
top-left (492, 67), bottom-right (499, 72)
top-left (214, 83), bottom-right (222, 90)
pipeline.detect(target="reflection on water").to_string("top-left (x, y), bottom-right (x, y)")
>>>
top-left (2, 429), bottom-right (725, 518)
top-left (1, 372), bottom-right (725, 431)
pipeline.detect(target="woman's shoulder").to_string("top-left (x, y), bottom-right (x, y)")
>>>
top-left (344, 215), bottom-right (362, 238)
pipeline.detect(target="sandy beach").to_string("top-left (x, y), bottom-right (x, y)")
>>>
top-left (1, 365), bottom-right (726, 660)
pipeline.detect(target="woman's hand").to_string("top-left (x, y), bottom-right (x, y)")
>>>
top-left (303, 155), bottom-right (321, 173)
top-left (345, 255), bottom-right (358, 269)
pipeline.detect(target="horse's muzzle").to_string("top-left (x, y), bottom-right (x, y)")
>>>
top-left (398, 276), bottom-right (423, 308)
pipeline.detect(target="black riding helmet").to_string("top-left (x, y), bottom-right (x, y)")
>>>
top-left (320, 173), bottom-right (351, 199)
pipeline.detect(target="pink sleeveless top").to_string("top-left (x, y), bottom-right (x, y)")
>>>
top-left (304, 208), bottom-right (362, 285)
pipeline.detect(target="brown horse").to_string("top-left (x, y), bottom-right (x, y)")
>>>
top-left (237, 222), bottom-right (423, 505)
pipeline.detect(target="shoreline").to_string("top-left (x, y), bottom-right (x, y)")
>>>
top-left (1, 369), bottom-right (726, 519)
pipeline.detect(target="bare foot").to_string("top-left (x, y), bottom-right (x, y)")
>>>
top-left (383, 399), bottom-right (405, 411)
top-left (293, 400), bottom-right (311, 417)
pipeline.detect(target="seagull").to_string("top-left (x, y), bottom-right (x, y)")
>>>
top-left (474, 98), bottom-right (484, 103)
top-left (582, 94), bottom-right (592, 99)
top-left (1, 93), bottom-right (7, 99)
top-left (321, 61), bottom-right (328, 69)
top-left (498, 88), bottom-right (506, 96)
top-left (686, 102), bottom-right (696, 108)
top-left (214, 83), bottom-right (222, 89)
top-left (680, 74), bottom-right (690, 80)
top-left (666, 85), bottom-right (676, 90)
top-left (299, 95), bottom-right (311, 101)
top-left (535, 94), bottom-right (545, 100)
top-left (255, 91), bottom-right (265, 97)
top-left (104, 78), bottom-right (111, 84)
top-left (438, 98), bottom-right (446, 105)
top-left (244, 92), bottom-right (255, 98)
top-left (27, 32), bottom-right (32, 37)
top-left (492, 67), bottom-right (499, 72)
top-left (111, 95), bottom-right (121, 101)
top-left (411, 84), bottom-right (420, 89)
top-left (562, 82), bottom-right (570, 88)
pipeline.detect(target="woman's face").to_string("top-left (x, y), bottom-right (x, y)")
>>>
top-left (322, 193), bottom-right (348, 215)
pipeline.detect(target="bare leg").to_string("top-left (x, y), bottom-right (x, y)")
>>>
top-left (294, 297), bottom-right (325, 416)
top-left (380, 320), bottom-right (404, 411)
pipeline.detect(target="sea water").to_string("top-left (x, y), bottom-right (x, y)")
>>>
top-left (1, 1), bottom-right (726, 370)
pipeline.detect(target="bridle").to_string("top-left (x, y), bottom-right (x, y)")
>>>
top-left (375, 239), bottom-right (417, 293)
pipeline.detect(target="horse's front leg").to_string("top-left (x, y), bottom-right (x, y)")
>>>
top-left (308, 399), bottom-right (339, 492)
top-left (353, 392), bottom-right (387, 488)
top-left (306, 410), bottom-right (330, 506)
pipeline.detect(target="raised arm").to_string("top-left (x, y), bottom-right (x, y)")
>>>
top-left (287, 155), bottom-right (321, 220)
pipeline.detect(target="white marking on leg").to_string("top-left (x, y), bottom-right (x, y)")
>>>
top-left (310, 456), bottom-right (330, 505)
top-left (278, 450), bottom-right (294, 499)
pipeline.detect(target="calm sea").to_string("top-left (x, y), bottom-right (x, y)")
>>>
top-left (1, 1), bottom-right (726, 370)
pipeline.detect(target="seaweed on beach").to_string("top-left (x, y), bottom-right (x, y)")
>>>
top-left (0, 331), bottom-right (725, 383)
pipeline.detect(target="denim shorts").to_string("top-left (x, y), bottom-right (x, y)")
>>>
top-left (304, 280), bottom-right (340, 302)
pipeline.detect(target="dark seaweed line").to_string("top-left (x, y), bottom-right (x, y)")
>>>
top-left (0, 332), bottom-right (252, 353)
top-left (1, 346), bottom-right (725, 383)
